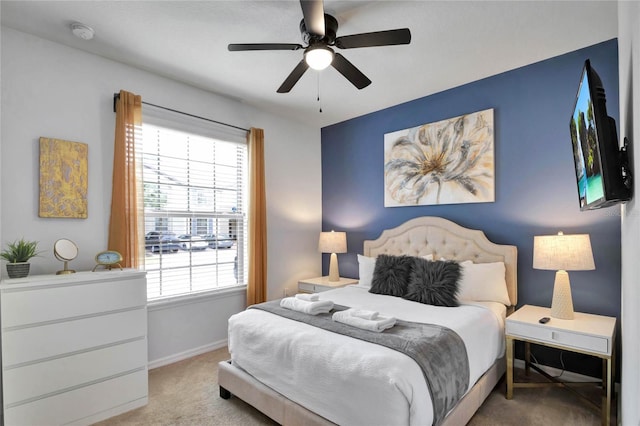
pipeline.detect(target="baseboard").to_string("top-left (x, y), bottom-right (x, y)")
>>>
top-left (148, 339), bottom-right (228, 370)
top-left (68, 396), bottom-right (148, 425)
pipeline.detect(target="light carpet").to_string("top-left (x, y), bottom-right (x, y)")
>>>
top-left (97, 347), bottom-right (614, 425)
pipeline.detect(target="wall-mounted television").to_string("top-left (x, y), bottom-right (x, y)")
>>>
top-left (569, 59), bottom-right (631, 211)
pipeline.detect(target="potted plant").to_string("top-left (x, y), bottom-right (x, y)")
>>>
top-left (1, 238), bottom-right (40, 278)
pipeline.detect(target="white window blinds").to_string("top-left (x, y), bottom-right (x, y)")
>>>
top-left (141, 107), bottom-right (248, 301)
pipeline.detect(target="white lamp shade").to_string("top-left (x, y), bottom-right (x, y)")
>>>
top-left (318, 231), bottom-right (347, 254)
top-left (305, 46), bottom-right (334, 70)
top-left (533, 233), bottom-right (595, 271)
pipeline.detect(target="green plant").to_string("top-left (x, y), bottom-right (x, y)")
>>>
top-left (0, 238), bottom-right (40, 263)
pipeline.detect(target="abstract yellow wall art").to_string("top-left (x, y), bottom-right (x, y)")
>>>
top-left (39, 137), bottom-right (88, 218)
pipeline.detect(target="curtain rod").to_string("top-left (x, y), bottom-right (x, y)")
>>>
top-left (113, 93), bottom-right (250, 132)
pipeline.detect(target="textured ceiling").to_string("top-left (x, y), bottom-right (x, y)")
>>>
top-left (0, 1), bottom-right (618, 128)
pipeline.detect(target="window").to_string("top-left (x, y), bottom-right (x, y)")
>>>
top-left (141, 110), bottom-right (247, 301)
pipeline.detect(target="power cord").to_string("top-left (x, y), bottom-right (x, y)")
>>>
top-left (529, 350), bottom-right (566, 379)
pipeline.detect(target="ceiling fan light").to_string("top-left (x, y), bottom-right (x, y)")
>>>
top-left (305, 46), bottom-right (334, 70)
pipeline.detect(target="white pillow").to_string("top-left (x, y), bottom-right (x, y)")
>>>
top-left (457, 261), bottom-right (511, 305)
top-left (423, 254), bottom-right (448, 261)
top-left (357, 254), bottom-right (377, 288)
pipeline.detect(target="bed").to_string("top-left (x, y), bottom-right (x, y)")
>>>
top-left (219, 216), bottom-right (517, 425)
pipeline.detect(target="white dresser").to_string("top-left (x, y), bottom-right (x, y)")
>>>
top-left (0, 270), bottom-right (148, 425)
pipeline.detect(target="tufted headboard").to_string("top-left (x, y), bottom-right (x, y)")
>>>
top-left (363, 216), bottom-right (518, 306)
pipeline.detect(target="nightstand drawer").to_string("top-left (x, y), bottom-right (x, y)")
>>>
top-left (507, 321), bottom-right (609, 354)
top-left (298, 282), bottom-right (315, 293)
top-left (298, 282), bottom-right (333, 293)
top-left (298, 277), bottom-right (359, 293)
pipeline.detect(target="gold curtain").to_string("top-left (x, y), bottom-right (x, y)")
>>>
top-left (108, 90), bottom-right (143, 268)
top-left (247, 127), bottom-right (267, 305)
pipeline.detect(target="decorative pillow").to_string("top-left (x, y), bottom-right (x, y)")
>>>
top-left (423, 254), bottom-right (448, 261)
top-left (357, 254), bottom-right (377, 288)
top-left (403, 258), bottom-right (461, 307)
top-left (369, 254), bottom-right (414, 297)
top-left (457, 261), bottom-right (510, 305)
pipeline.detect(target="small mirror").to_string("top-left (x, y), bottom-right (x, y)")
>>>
top-left (54, 239), bottom-right (78, 275)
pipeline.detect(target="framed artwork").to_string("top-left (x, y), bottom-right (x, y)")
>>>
top-left (39, 137), bottom-right (88, 218)
top-left (384, 108), bottom-right (495, 207)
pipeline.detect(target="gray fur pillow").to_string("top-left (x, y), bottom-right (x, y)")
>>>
top-left (403, 258), bottom-right (461, 307)
top-left (369, 254), bottom-right (414, 297)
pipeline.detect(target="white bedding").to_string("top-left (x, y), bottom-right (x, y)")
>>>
top-left (228, 285), bottom-right (506, 426)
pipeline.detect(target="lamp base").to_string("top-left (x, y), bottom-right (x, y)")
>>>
top-left (550, 270), bottom-right (574, 320)
top-left (328, 252), bottom-right (340, 282)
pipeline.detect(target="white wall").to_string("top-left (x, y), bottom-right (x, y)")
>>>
top-left (619, 2), bottom-right (640, 424)
top-left (0, 27), bottom-right (322, 364)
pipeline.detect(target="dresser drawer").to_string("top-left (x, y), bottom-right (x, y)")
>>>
top-left (3, 338), bottom-right (148, 405)
top-left (4, 369), bottom-right (148, 426)
top-left (506, 321), bottom-right (609, 355)
top-left (1, 272), bottom-right (149, 425)
top-left (2, 308), bottom-right (147, 366)
top-left (1, 275), bottom-right (146, 328)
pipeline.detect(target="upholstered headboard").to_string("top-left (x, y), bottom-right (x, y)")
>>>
top-left (363, 216), bottom-right (518, 306)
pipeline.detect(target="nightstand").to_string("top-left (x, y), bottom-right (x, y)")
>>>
top-left (298, 276), bottom-right (359, 293)
top-left (505, 304), bottom-right (616, 426)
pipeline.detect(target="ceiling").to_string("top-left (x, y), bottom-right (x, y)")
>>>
top-left (0, 1), bottom-right (618, 128)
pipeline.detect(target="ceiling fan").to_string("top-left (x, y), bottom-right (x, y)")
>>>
top-left (228, 0), bottom-right (411, 93)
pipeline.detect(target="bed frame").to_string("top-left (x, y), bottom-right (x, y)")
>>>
top-left (219, 216), bottom-right (517, 425)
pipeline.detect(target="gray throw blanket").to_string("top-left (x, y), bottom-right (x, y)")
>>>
top-left (250, 300), bottom-right (470, 426)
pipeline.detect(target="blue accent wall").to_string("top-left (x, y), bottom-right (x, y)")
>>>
top-left (321, 39), bottom-right (620, 376)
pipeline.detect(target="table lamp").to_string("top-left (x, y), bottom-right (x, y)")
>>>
top-left (533, 232), bottom-right (595, 320)
top-left (318, 231), bottom-right (347, 282)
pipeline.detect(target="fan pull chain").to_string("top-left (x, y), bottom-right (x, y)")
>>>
top-left (317, 72), bottom-right (322, 113)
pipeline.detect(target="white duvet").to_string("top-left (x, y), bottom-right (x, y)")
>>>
top-left (228, 285), bottom-right (506, 426)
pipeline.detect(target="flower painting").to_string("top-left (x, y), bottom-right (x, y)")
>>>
top-left (384, 109), bottom-right (495, 207)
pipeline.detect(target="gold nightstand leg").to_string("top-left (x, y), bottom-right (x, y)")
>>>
top-left (602, 357), bottom-right (611, 426)
top-left (506, 337), bottom-right (514, 399)
top-left (524, 341), bottom-right (531, 376)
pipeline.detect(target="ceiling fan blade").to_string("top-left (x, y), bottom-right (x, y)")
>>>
top-left (277, 59), bottom-right (310, 93)
top-left (300, 0), bottom-right (325, 37)
top-left (334, 28), bottom-right (411, 49)
top-left (331, 53), bottom-right (371, 90)
top-left (228, 43), bottom-right (303, 51)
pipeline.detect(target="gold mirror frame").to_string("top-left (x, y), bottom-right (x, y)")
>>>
top-left (53, 238), bottom-right (78, 275)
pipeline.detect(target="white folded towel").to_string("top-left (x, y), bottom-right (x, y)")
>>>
top-left (332, 309), bottom-right (396, 332)
top-left (295, 293), bottom-right (319, 302)
top-left (280, 297), bottom-right (334, 315)
top-left (349, 309), bottom-right (379, 320)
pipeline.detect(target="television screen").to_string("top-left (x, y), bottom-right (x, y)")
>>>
top-left (569, 60), bottom-right (630, 210)
top-left (570, 65), bottom-right (603, 208)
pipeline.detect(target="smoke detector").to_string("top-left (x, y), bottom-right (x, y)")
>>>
top-left (70, 22), bottom-right (94, 40)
